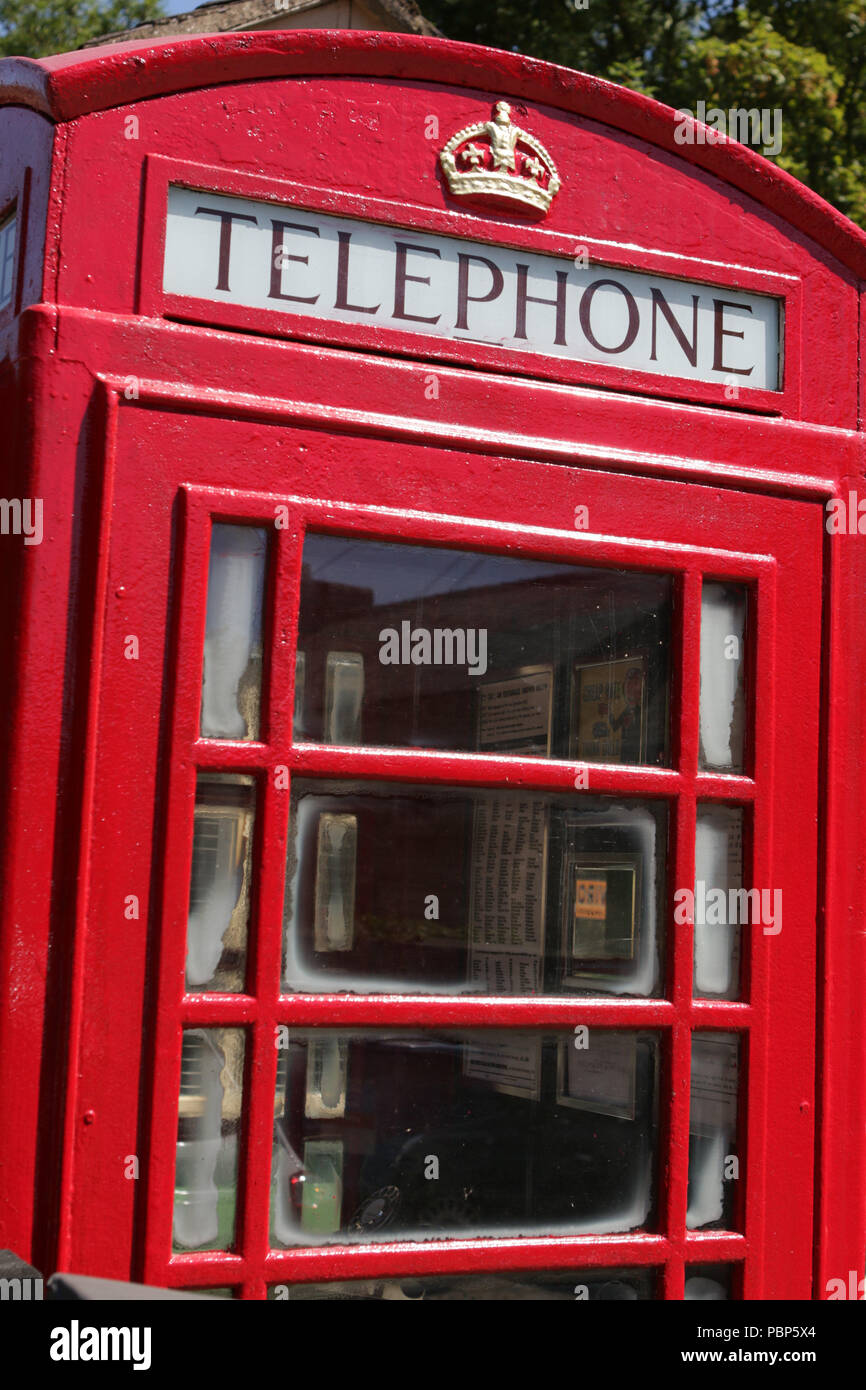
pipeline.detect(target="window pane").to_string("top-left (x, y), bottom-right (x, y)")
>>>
top-left (270, 1029), bottom-right (659, 1245)
top-left (694, 805), bottom-right (744, 999)
top-left (186, 773), bottom-right (255, 993)
top-left (0, 212), bottom-right (16, 310)
top-left (201, 524), bottom-right (267, 740)
top-left (296, 535), bottom-right (672, 765)
top-left (174, 1028), bottom-right (244, 1252)
top-left (267, 1267), bottom-right (659, 1300)
top-left (687, 1033), bottom-right (741, 1230)
top-left (684, 1265), bottom-right (734, 1300)
top-left (699, 582), bottom-right (748, 773)
top-left (283, 783), bottom-right (667, 997)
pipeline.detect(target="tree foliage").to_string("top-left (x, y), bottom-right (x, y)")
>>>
top-left (3, 0), bottom-right (864, 226)
top-left (0, 0), bottom-right (164, 59)
top-left (423, 0), bottom-right (866, 226)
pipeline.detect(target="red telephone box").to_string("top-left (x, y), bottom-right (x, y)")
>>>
top-left (1, 30), bottom-right (865, 1302)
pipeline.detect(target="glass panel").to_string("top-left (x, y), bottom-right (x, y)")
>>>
top-left (200, 524), bottom-right (267, 740)
top-left (268, 1267), bottom-right (659, 1300)
top-left (293, 652), bottom-right (307, 739)
top-left (699, 582), bottom-right (748, 773)
top-left (324, 652), bottom-right (364, 744)
top-left (687, 1033), bottom-right (741, 1230)
top-left (0, 211), bottom-right (16, 311)
top-left (173, 1028), bottom-right (244, 1252)
top-left (186, 773), bottom-right (255, 992)
top-left (282, 783), bottom-right (667, 997)
top-left (684, 1265), bottom-right (734, 1300)
top-left (270, 1028), bottom-right (659, 1245)
top-left (693, 805), bottom-right (744, 1000)
top-left (297, 535), bottom-right (672, 765)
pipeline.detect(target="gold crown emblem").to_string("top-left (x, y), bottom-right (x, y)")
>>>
top-left (439, 101), bottom-right (561, 218)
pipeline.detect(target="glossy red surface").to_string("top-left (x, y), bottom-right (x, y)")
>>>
top-left (0, 30), bottom-right (863, 1301)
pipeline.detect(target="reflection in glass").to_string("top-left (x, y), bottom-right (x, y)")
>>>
top-left (0, 211), bottom-right (17, 311)
top-left (305, 1036), bottom-right (349, 1119)
top-left (297, 535), bottom-right (672, 764)
top-left (293, 652), bottom-right (306, 739)
top-left (558, 802), bottom-right (664, 996)
top-left (186, 774), bottom-right (255, 992)
top-left (267, 1267), bottom-right (659, 1300)
top-left (173, 1028), bottom-right (244, 1252)
top-left (687, 1033), bottom-right (741, 1230)
top-left (314, 815), bottom-right (357, 952)
top-left (324, 652), bottom-right (364, 744)
top-left (282, 782), bottom-right (667, 998)
top-left (694, 805), bottom-right (744, 999)
top-left (684, 1265), bottom-right (734, 1300)
top-left (270, 1029), bottom-right (659, 1246)
top-left (200, 524), bottom-right (267, 741)
top-left (699, 582), bottom-right (748, 773)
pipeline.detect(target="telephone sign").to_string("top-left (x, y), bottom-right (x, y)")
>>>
top-left (164, 185), bottom-right (781, 387)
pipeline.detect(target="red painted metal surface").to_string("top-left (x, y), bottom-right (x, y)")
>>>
top-left (0, 30), bottom-right (863, 1300)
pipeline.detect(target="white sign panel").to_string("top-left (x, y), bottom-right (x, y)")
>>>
top-left (164, 185), bottom-right (781, 389)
